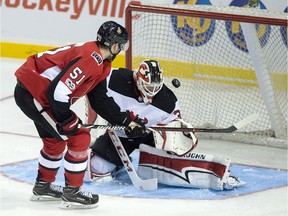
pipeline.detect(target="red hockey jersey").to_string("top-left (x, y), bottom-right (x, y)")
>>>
top-left (15, 41), bottom-right (111, 121)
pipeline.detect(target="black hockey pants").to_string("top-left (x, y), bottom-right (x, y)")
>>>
top-left (14, 80), bottom-right (63, 140)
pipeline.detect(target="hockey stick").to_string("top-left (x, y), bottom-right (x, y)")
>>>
top-left (83, 113), bottom-right (259, 133)
top-left (107, 129), bottom-right (158, 190)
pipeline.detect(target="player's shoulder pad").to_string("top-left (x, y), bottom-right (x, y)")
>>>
top-left (110, 68), bottom-right (133, 80)
top-left (151, 84), bottom-right (178, 113)
top-left (108, 68), bottom-right (135, 97)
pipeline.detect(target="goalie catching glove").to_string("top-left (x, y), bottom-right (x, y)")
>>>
top-left (123, 111), bottom-right (147, 138)
top-left (152, 119), bottom-right (198, 156)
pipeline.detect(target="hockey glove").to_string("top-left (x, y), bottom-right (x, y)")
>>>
top-left (124, 111), bottom-right (147, 138)
top-left (56, 111), bottom-right (82, 136)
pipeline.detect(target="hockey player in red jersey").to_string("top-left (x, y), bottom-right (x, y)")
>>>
top-left (85, 60), bottom-right (245, 190)
top-left (14, 21), bottom-right (141, 209)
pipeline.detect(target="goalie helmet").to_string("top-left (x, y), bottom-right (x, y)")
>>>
top-left (96, 21), bottom-right (129, 52)
top-left (133, 60), bottom-right (164, 103)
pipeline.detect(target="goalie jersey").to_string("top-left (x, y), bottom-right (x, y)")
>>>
top-left (87, 68), bottom-right (180, 137)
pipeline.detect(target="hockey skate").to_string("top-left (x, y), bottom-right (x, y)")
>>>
top-left (30, 181), bottom-right (63, 201)
top-left (60, 186), bottom-right (99, 209)
top-left (223, 176), bottom-right (246, 190)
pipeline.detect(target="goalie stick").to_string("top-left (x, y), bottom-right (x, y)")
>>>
top-left (83, 113), bottom-right (259, 133)
top-left (107, 129), bottom-right (158, 190)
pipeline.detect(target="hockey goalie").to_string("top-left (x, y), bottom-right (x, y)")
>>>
top-left (86, 120), bottom-right (245, 190)
top-left (84, 60), bottom-right (245, 190)
top-left (138, 121), bottom-right (245, 190)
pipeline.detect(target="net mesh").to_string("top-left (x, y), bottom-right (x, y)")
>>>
top-left (127, 4), bottom-right (287, 147)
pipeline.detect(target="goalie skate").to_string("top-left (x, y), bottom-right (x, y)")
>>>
top-left (224, 176), bottom-right (246, 190)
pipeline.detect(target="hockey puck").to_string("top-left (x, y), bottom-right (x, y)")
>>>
top-left (172, 79), bottom-right (181, 88)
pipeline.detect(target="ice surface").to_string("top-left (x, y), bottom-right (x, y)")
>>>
top-left (0, 58), bottom-right (287, 216)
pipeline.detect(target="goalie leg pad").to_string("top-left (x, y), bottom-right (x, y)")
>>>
top-left (138, 144), bottom-right (231, 190)
top-left (84, 149), bottom-right (117, 182)
top-left (90, 154), bottom-right (117, 174)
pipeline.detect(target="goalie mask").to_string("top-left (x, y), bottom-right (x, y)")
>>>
top-left (133, 60), bottom-right (164, 104)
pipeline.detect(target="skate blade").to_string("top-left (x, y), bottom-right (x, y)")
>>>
top-left (30, 194), bottom-right (62, 202)
top-left (59, 201), bottom-right (98, 209)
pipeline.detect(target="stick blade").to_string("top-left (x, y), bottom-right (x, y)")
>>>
top-left (132, 176), bottom-right (158, 190)
top-left (108, 129), bottom-right (158, 190)
top-left (234, 113), bottom-right (259, 129)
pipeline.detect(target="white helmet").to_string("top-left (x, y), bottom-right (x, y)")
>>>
top-left (133, 60), bottom-right (164, 103)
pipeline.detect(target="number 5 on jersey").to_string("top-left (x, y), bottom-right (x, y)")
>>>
top-left (65, 67), bottom-right (85, 90)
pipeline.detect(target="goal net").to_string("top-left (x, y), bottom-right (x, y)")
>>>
top-left (125, 3), bottom-right (287, 148)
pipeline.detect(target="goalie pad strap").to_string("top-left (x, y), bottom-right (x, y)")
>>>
top-left (138, 144), bottom-right (231, 190)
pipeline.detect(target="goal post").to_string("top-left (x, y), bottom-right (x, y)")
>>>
top-left (125, 3), bottom-right (287, 148)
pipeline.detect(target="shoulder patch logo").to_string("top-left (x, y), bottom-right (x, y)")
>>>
top-left (65, 78), bottom-right (76, 90)
top-left (91, 51), bottom-right (103, 65)
top-left (117, 27), bottom-right (122, 34)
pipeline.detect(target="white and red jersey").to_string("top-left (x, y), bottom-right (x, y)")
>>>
top-left (15, 42), bottom-right (111, 122)
top-left (87, 68), bottom-right (181, 137)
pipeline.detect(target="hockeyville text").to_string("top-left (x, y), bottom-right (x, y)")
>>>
top-left (1, 0), bottom-right (141, 19)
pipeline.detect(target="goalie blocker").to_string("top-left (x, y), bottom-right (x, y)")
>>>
top-left (138, 144), bottom-right (245, 190)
